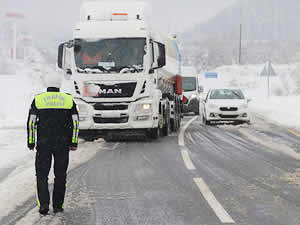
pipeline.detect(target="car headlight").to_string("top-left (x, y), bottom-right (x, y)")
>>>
top-left (240, 104), bottom-right (248, 109)
top-left (135, 103), bottom-right (152, 114)
top-left (190, 94), bottom-right (197, 99)
top-left (208, 103), bottom-right (218, 109)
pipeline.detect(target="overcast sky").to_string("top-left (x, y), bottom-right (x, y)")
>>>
top-left (0, 0), bottom-right (236, 40)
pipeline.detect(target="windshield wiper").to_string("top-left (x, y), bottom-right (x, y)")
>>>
top-left (118, 65), bottom-right (143, 73)
top-left (231, 91), bottom-right (243, 99)
top-left (77, 66), bottom-right (111, 74)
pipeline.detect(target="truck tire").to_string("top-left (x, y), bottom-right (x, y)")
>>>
top-left (162, 118), bottom-right (170, 136)
top-left (170, 118), bottom-right (175, 132)
top-left (147, 128), bottom-right (160, 140)
top-left (162, 106), bottom-right (171, 136)
top-left (178, 115), bottom-right (181, 128)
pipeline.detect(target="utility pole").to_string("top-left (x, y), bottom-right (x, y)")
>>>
top-left (238, 0), bottom-right (243, 65)
top-left (267, 60), bottom-right (271, 97)
top-left (238, 23), bottom-right (242, 64)
top-left (13, 22), bottom-right (17, 62)
top-left (5, 12), bottom-right (25, 62)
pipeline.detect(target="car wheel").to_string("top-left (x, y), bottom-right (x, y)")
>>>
top-left (203, 116), bottom-right (211, 125)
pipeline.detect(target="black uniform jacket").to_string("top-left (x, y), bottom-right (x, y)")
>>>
top-left (27, 87), bottom-right (79, 149)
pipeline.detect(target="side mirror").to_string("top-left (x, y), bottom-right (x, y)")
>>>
top-left (151, 41), bottom-right (166, 70)
top-left (198, 85), bottom-right (204, 93)
top-left (57, 43), bottom-right (64, 69)
top-left (157, 43), bottom-right (166, 68)
top-left (66, 69), bottom-right (72, 75)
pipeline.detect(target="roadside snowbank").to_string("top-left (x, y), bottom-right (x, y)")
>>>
top-left (249, 96), bottom-right (300, 130)
top-left (0, 48), bottom-right (60, 128)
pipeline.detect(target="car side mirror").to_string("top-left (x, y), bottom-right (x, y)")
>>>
top-left (198, 85), bottom-right (204, 93)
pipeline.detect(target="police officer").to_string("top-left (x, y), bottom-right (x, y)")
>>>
top-left (27, 83), bottom-right (79, 215)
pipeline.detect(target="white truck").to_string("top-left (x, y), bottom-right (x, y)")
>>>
top-left (182, 66), bottom-right (201, 115)
top-left (57, 2), bottom-right (183, 140)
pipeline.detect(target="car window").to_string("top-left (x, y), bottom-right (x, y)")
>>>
top-left (209, 89), bottom-right (245, 99)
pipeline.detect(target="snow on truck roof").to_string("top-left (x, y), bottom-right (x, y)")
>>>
top-left (80, 2), bottom-right (151, 22)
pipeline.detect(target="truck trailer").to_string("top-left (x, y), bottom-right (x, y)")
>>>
top-left (57, 2), bottom-right (183, 140)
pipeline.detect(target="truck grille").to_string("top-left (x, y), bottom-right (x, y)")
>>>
top-left (220, 107), bottom-right (238, 111)
top-left (93, 117), bottom-right (129, 124)
top-left (93, 103), bottom-right (128, 111)
top-left (219, 115), bottom-right (239, 119)
top-left (91, 82), bottom-right (137, 98)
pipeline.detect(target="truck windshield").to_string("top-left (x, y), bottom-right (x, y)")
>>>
top-left (74, 38), bottom-right (146, 74)
top-left (182, 77), bottom-right (196, 92)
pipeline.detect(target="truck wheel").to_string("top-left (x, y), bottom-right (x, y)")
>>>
top-left (147, 128), bottom-right (160, 140)
top-left (170, 118), bottom-right (176, 132)
top-left (177, 115), bottom-right (181, 129)
top-left (162, 119), bottom-right (169, 136)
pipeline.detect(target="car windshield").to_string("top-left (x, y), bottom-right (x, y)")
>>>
top-left (182, 77), bottom-right (196, 92)
top-left (209, 89), bottom-right (245, 99)
top-left (74, 38), bottom-right (146, 74)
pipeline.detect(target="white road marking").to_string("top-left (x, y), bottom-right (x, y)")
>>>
top-left (194, 178), bottom-right (235, 224)
top-left (181, 147), bottom-right (196, 170)
top-left (113, 143), bottom-right (120, 150)
top-left (186, 132), bottom-right (196, 144)
top-left (179, 116), bottom-right (198, 146)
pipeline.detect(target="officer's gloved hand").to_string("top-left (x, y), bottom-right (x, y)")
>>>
top-left (69, 146), bottom-right (78, 151)
top-left (28, 144), bottom-right (35, 151)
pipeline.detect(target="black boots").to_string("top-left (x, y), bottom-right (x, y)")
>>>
top-left (39, 205), bottom-right (49, 215)
top-left (53, 207), bottom-right (64, 213)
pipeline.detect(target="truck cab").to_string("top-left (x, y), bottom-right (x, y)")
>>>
top-left (57, 2), bottom-right (182, 140)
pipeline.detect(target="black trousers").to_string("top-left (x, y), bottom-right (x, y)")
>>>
top-left (35, 144), bottom-right (69, 209)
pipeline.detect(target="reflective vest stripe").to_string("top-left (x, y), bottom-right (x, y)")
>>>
top-left (35, 92), bottom-right (73, 109)
top-left (29, 115), bottom-right (37, 144)
top-left (72, 114), bottom-right (79, 144)
top-left (36, 183), bottom-right (41, 207)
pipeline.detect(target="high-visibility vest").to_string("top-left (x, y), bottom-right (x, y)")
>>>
top-left (35, 92), bottom-right (73, 109)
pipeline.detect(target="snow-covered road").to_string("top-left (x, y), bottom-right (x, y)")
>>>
top-left (0, 49), bottom-right (300, 224)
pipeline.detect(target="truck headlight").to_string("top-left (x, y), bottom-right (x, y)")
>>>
top-left (77, 103), bottom-right (89, 115)
top-left (191, 94), bottom-right (197, 99)
top-left (135, 103), bottom-right (152, 113)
